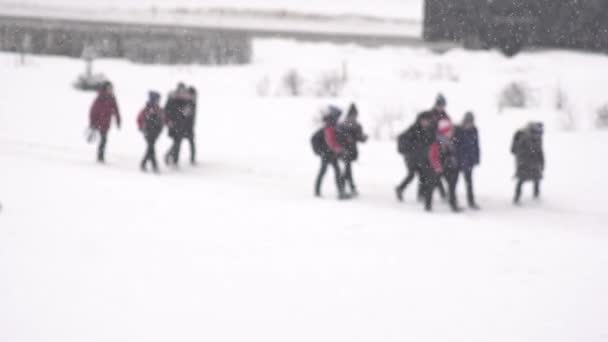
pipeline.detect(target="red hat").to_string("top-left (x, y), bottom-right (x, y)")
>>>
top-left (438, 119), bottom-right (453, 135)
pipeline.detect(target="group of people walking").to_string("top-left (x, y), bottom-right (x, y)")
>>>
top-left (312, 103), bottom-right (369, 200)
top-left (395, 95), bottom-right (480, 212)
top-left (89, 83), bottom-right (545, 208)
top-left (312, 94), bottom-right (546, 212)
top-left (88, 81), bottom-right (198, 172)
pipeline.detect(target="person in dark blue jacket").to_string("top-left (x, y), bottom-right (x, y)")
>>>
top-left (454, 112), bottom-right (481, 209)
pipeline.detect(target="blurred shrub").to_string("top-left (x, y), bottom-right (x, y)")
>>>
top-left (282, 69), bottom-right (303, 96)
top-left (596, 104), bottom-right (608, 129)
top-left (256, 76), bottom-right (271, 97)
top-left (555, 87), bottom-right (576, 131)
top-left (499, 82), bottom-right (531, 112)
top-left (315, 69), bottom-right (346, 98)
top-left (372, 106), bottom-right (406, 141)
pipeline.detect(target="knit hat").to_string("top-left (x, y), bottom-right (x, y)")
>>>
top-left (323, 105), bottom-right (342, 123)
top-left (148, 91), bottom-right (161, 104)
top-left (101, 81), bottom-right (113, 92)
top-left (435, 93), bottom-right (447, 107)
top-left (529, 122), bottom-right (544, 135)
top-left (417, 112), bottom-right (433, 123)
top-left (347, 103), bottom-right (359, 117)
top-left (463, 111), bottom-right (475, 124)
top-left (438, 119), bottom-right (453, 135)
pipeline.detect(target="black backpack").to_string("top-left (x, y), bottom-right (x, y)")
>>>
top-left (311, 128), bottom-right (327, 156)
top-left (397, 130), bottom-right (409, 155)
top-left (145, 110), bottom-right (164, 133)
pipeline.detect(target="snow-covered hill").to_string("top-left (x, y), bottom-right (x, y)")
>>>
top-left (1, 40), bottom-right (608, 342)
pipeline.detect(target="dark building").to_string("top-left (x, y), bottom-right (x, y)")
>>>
top-left (0, 10), bottom-right (422, 66)
top-left (424, 0), bottom-right (608, 56)
top-left (0, 15), bottom-right (252, 65)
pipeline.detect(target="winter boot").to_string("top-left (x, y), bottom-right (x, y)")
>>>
top-left (338, 192), bottom-right (352, 200)
top-left (164, 151), bottom-right (172, 166)
top-left (395, 187), bottom-right (403, 202)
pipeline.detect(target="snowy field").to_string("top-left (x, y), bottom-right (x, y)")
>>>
top-left (1, 40), bottom-right (608, 341)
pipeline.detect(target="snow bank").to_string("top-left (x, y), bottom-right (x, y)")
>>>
top-left (253, 39), bottom-right (608, 134)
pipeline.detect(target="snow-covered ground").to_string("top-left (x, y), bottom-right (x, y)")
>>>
top-left (1, 40), bottom-right (608, 341)
top-left (0, 0), bottom-right (423, 21)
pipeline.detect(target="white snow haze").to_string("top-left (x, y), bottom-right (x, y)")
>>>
top-left (1, 2), bottom-right (608, 342)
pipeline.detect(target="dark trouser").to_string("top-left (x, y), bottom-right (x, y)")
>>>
top-left (514, 179), bottom-right (541, 203)
top-left (315, 155), bottom-right (344, 197)
top-left (185, 134), bottom-right (196, 164)
top-left (418, 176), bottom-right (446, 200)
top-left (420, 169), bottom-right (439, 211)
top-left (397, 158), bottom-right (418, 195)
top-left (97, 130), bottom-right (107, 162)
top-left (421, 167), bottom-right (459, 211)
top-left (141, 133), bottom-right (160, 170)
top-left (167, 135), bottom-right (183, 166)
top-left (340, 159), bottom-right (357, 194)
top-left (435, 177), bottom-right (447, 199)
top-left (443, 168), bottom-right (460, 210)
top-left (461, 168), bottom-right (476, 206)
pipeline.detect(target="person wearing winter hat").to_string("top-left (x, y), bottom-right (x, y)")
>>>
top-left (183, 86), bottom-right (198, 165)
top-left (454, 112), bottom-right (481, 209)
top-left (395, 112), bottom-right (435, 202)
top-left (89, 81), bottom-right (121, 163)
top-left (423, 119), bottom-right (462, 212)
top-left (415, 93), bottom-right (452, 199)
top-left (435, 93), bottom-right (446, 108)
top-left (511, 121), bottom-right (545, 204)
top-left (164, 82), bottom-right (192, 167)
top-left (431, 93), bottom-right (450, 124)
top-left (137, 91), bottom-right (164, 172)
top-left (314, 105), bottom-right (347, 199)
top-left (337, 103), bottom-right (368, 197)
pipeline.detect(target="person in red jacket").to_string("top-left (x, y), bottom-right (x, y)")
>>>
top-left (314, 106), bottom-right (347, 199)
top-left (89, 81), bottom-right (121, 163)
top-left (422, 119), bottom-right (462, 212)
top-left (137, 91), bottom-right (164, 173)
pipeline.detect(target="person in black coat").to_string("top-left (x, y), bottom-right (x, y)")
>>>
top-left (427, 93), bottom-right (451, 130)
top-left (164, 83), bottom-right (192, 167)
top-left (314, 106), bottom-right (347, 200)
top-left (337, 103), bottom-right (368, 196)
top-left (395, 112), bottom-right (435, 201)
top-left (454, 112), bottom-right (481, 209)
top-left (512, 122), bottom-right (545, 204)
top-left (183, 86), bottom-right (197, 165)
top-left (137, 91), bottom-right (164, 173)
top-left (416, 93), bottom-right (451, 199)
top-left (424, 119), bottom-right (462, 212)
